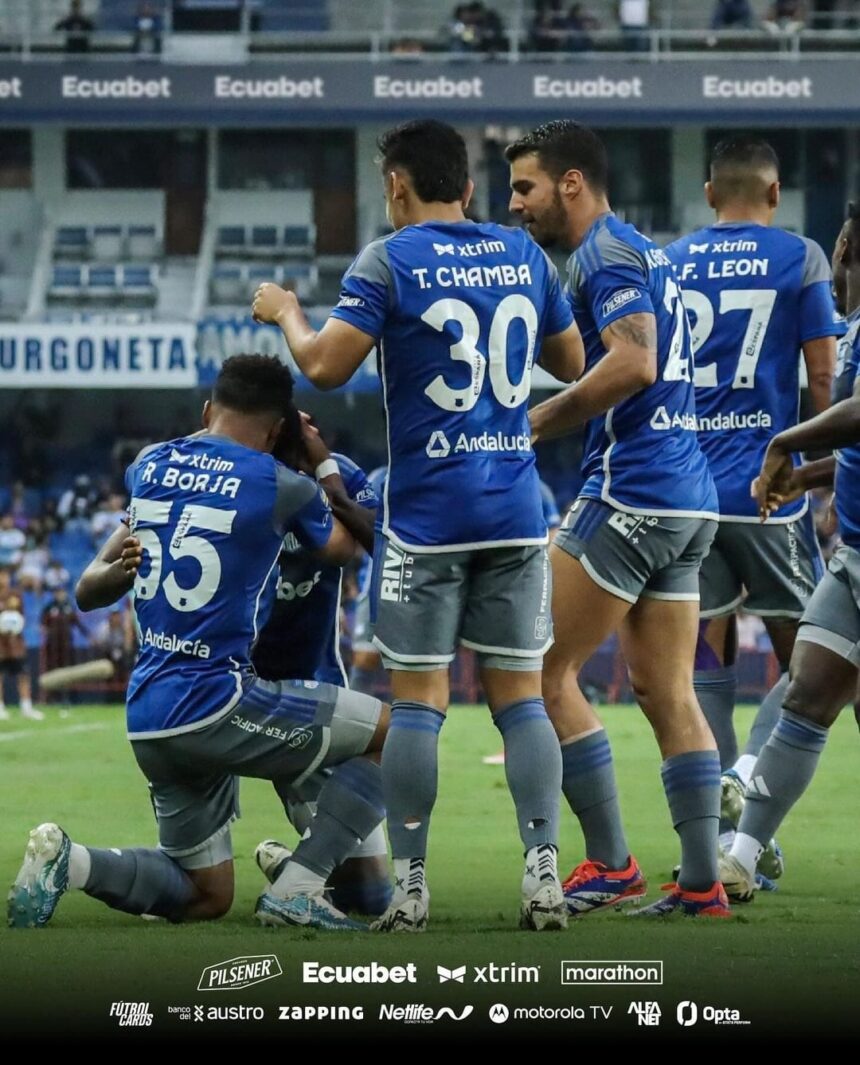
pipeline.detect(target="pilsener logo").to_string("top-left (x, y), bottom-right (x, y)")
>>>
top-left (561, 960), bottom-right (663, 986)
top-left (198, 955), bottom-right (282, 991)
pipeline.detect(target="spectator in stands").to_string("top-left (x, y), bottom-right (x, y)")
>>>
top-left (447, 2), bottom-right (507, 54)
top-left (18, 525), bottom-right (49, 587)
top-left (9, 483), bottom-right (30, 531)
top-left (0, 569), bottom-right (43, 721)
top-left (58, 474), bottom-right (96, 525)
top-left (54, 0), bottom-right (96, 54)
top-left (91, 492), bottom-right (127, 548)
top-left (763, 0), bottom-right (807, 33)
top-left (0, 514), bottom-right (25, 570)
top-left (18, 574), bottom-right (44, 707)
top-left (528, 0), bottom-right (569, 51)
top-left (133, 1), bottom-right (162, 56)
top-left (568, 3), bottom-right (599, 50)
top-left (712, 0), bottom-right (754, 28)
top-left (43, 558), bottom-right (70, 594)
top-left (618, 0), bottom-right (650, 51)
top-left (41, 587), bottom-right (84, 676)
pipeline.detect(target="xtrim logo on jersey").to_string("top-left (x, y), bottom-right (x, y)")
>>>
top-left (649, 407), bottom-right (697, 432)
top-left (432, 238), bottom-right (505, 258)
top-left (602, 288), bottom-right (641, 318)
top-left (426, 431), bottom-right (451, 458)
top-left (689, 243), bottom-right (709, 254)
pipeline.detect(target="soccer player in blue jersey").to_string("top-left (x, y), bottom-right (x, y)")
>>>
top-left (665, 137), bottom-right (841, 876)
top-left (251, 424), bottom-right (392, 916)
top-left (8, 356), bottom-right (390, 932)
top-left (718, 204), bottom-right (860, 900)
top-left (253, 119), bottom-right (586, 932)
top-left (507, 119), bottom-right (729, 917)
top-left (348, 465), bottom-right (387, 697)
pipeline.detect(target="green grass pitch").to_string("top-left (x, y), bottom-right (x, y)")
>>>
top-left (1, 702), bottom-right (858, 1041)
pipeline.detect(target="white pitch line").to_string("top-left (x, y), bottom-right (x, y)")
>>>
top-left (0, 723), bottom-right (110, 743)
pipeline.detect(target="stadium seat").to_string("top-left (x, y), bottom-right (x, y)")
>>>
top-left (210, 264), bottom-right (244, 304)
top-left (92, 225), bottom-right (123, 262)
top-left (54, 226), bottom-right (89, 258)
top-left (121, 264), bottom-right (157, 303)
top-left (48, 265), bottom-right (84, 300)
top-left (127, 225), bottom-right (159, 260)
top-left (250, 226), bottom-right (279, 256)
top-left (217, 226), bottom-right (247, 254)
top-left (86, 265), bottom-right (119, 301)
top-left (283, 224), bottom-right (314, 256)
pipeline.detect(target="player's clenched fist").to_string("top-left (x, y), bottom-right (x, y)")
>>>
top-left (252, 282), bottom-right (296, 326)
top-left (119, 536), bottom-right (143, 576)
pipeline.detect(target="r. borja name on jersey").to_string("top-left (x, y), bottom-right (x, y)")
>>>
top-left (138, 454), bottom-right (242, 499)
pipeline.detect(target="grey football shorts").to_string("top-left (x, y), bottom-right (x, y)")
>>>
top-left (554, 497), bottom-right (716, 604)
top-left (699, 510), bottom-right (823, 619)
top-left (370, 535), bottom-right (552, 670)
top-left (796, 545), bottom-right (860, 667)
top-left (131, 677), bottom-right (382, 870)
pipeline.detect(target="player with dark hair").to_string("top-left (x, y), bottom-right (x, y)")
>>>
top-left (665, 135), bottom-right (841, 879)
top-left (507, 119), bottom-right (729, 917)
top-left (718, 204), bottom-right (860, 900)
top-left (253, 118), bottom-right (585, 932)
top-left (9, 355), bottom-right (390, 932)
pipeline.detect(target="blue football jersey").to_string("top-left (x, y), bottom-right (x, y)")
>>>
top-left (252, 453), bottom-right (378, 686)
top-left (568, 213), bottom-right (717, 516)
top-left (330, 220), bottom-right (574, 551)
top-left (124, 433), bottom-right (333, 738)
top-left (356, 465), bottom-right (387, 598)
top-left (834, 309), bottom-right (860, 550)
top-left (666, 222), bottom-right (843, 522)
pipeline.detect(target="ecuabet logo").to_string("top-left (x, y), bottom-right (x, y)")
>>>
top-left (198, 955), bottom-right (282, 991)
top-left (426, 430), bottom-right (452, 458)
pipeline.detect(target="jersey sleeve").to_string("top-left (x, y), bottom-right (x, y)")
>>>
top-left (124, 441), bottom-right (162, 495)
top-left (333, 453), bottom-right (379, 510)
top-left (799, 238), bottom-right (846, 342)
top-left (273, 465), bottom-right (334, 551)
top-left (579, 235), bottom-right (655, 333)
top-left (328, 239), bottom-right (393, 342)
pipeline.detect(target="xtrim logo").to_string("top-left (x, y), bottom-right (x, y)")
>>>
top-left (426, 430), bottom-right (451, 458)
top-left (198, 955), bottom-right (282, 992)
top-left (436, 963), bottom-right (540, 984)
top-left (561, 961), bottom-right (663, 986)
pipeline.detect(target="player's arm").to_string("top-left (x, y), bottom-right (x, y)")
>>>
top-left (530, 313), bottom-right (657, 442)
top-left (754, 380), bottom-right (860, 518)
top-left (313, 517), bottom-right (357, 567)
top-left (539, 322), bottom-right (585, 384)
top-left (802, 335), bottom-right (837, 415)
top-left (753, 456), bottom-right (836, 519)
top-left (252, 285), bottom-right (375, 390)
top-left (75, 524), bottom-right (142, 612)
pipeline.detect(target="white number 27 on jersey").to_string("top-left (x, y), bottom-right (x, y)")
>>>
top-left (129, 497), bottom-right (236, 613)
top-left (681, 288), bottom-right (777, 389)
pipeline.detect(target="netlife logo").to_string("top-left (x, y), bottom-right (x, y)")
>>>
top-left (426, 430), bottom-right (451, 458)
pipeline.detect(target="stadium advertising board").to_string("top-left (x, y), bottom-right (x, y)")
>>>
top-left (0, 60), bottom-right (847, 123)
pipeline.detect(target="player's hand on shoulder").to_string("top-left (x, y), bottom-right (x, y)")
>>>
top-left (252, 282), bottom-right (297, 326)
top-left (119, 536), bottom-right (144, 575)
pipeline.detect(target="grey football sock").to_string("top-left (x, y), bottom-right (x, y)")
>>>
top-left (744, 672), bottom-right (789, 758)
top-left (382, 701), bottom-right (445, 859)
top-left (493, 699), bottom-right (561, 850)
top-left (738, 709), bottom-right (829, 848)
top-left (693, 666), bottom-right (738, 770)
top-left (661, 750), bottom-right (721, 892)
top-left (561, 730), bottom-right (630, 870)
top-left (290, 756), bottom-right (385, 880)
top-left (84, 847), bottom-right (195, 921)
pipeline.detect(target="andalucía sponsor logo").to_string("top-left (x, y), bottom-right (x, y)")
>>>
top-left (143, 627), bottom-right (211, 659)
top-left (649, 406), bottom-right (697, 432)
top-left (279, 1006), bottom-right (364, 1021)
top-left (303, 961), bottom-right (418, 984)
top-left (695, 410), bottom-right (773, 432)
top-left (198, 955), bottom-right (282, 991)
top-left (561, 960), bottom-right (663, 986)
top-left (379, 1004), bottom-right (474, 1025)
top-left (425, 430), bottom-right (531, 457)
top-left (110, 1002), bottom-right (153, 1027)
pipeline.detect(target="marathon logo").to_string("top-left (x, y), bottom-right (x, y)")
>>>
top-left (199, 956), bottom-right (282, 992)
top-left (703, 74), bottom-right (812, 99)
top-left (62, 75), bottom-right (172, 99)
top-left (214, 75), bottom-right (324, 99)
top-left (373, 75), bottom-right (483, 99)
top-left (533, 75), bottom-right (643, 99)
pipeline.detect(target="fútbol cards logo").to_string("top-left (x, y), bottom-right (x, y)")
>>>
top-left (110, 1002), bottom-right (153, 1027)
top-left (198, 955), bottom-right (282, 991)
top-left (561, 960), bottom-right (663, 986)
